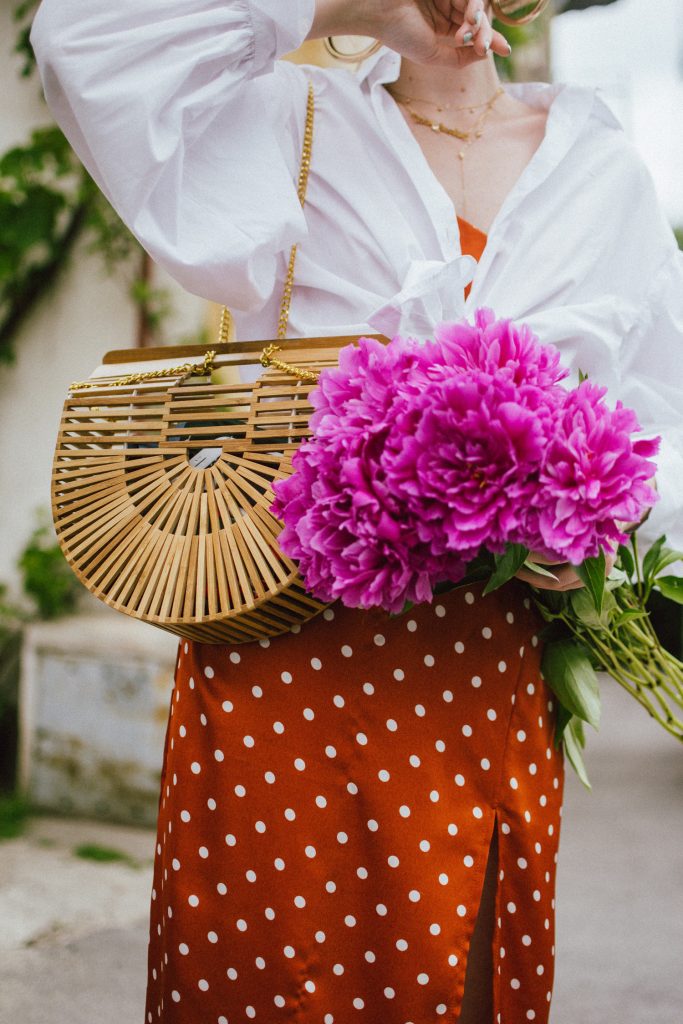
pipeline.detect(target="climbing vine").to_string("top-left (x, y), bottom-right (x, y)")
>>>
top-left (0, 2), bottom-right (188, 363)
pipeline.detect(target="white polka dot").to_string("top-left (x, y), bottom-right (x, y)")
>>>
top-left (465, 591), bottom-right (475, 604)
top-left (435, 739), bottom-right (446, 752)
top-left (227, 966), bottom-right (238, 979)
top-left (464, 855), bottom-right (474, 867)
top-left (171, 991), bottom-right (180, 1003)
top-left (311, 658), bottom-right (322, 671)
top-left (430, 922), bottom-right (441, 935)
top-left (207, 930), bottom-right (218, 944)
top-left (482, 626), bottom-right (493, 639)
top-left (510, 777), bottom-right (519, 790)
top-left (408, 890), bottom-right (421, 902)
top-left (375, 903), bottom-right (388, 916)
top-left (454, 641), bottom-right (465, 654)
top-left (337, 831), bottom-right (349, 844)
top-left (251, 685), bottom-right (263, 698)
top-left (527, 682), bottom-right (536, 695)
top-left (407, 620), bottom-right (417, 632)
top-left (436, 1004), bottom-right (448, 1015)
top-left (323, 608), bottom-right (335, 621)
top-left (356, 732), bottom-right (368, 745)
top-left (273, 721), bottom-right (285, 734)
top-left (506, 611), bottom-right (515, 623)
top-left (393, 668), bottom-right (405, 681)
top-left (303, 707), bottom-right (315, 720)
top-left (472, 806), bottom-right (483, 819)
top-left (386, 718), bottom-right (398, 731)
top-left (471, 675), bottom-right (482, 688)
top-left (439, 872), bottom-right (449, 885)
top-left (367, 819), bottom-right (379, 831)
top-left (462, 724), bottom-right (473, 737)
top-left (243, 735), bottom-right (255, 748)
top-left (172, 858), bottom-right (181, 870)
top-left (396, 938), bottom-right (409, 950)
top-left (507, 902), bottom-right (517, 913)
top-left (374, 634), bottom-right (386, 646)
top-left (179, 942), bottom-right (189, 955)
top-left (501, 822), bottom-right (511, 835)
top-left (454, 773), bottom-right (465, 787)
top-left (188, 894), bottom-right (199, 907)
top-left (294, 757), bottom-right (306, 770)
top-left (443, 689), bottom-right (454, 703)
top-left (198, 978), bottom-right (210, 991)
top-left (527, 1013), bottom-right (536, 1021)
top-left (217, 882), bottom-right (228, 894)
top-left (487, 708), bottom-right (497, 721)
top-left (305, 845), bottom-right (316, 858)
top-left (204, 666), bottom-right (214, 679)
top-left (236, 919), bottom-right (247, 932)
top-left (235, 784), bottom-right (246, 797)
top-left (255, 821), bottom-right (266, 834)
top-left (345, 915), bottom-right (356, 927)
top-left (388, 855), bottom-right (400, 867)
top-left (419, 839), bottom-right (431, 852)
top-left (429, 790), bottom-right (439, 802)
top-left (283, 945), bottom-right (295, 958)
top-left (378, 769), bottom-right (390, 782)
top-left (399, 805), bottom-right (411, 818)
top-left (221, 700), bottom-right (233, 713)
top-left (353, 997), bottom-right (364, 1009)
top-left (417, 972), bottom-right (429, 985)
top-left (435, 605), bottom-right (446, 618)
top-left (341, 645), bottom-right (353, 658)
top-left (362, 682), bottom-right (374, 695)
top-left (180, 810), bottom-right (191, 823)
top-left (414, 703), bottom-right (426, 717)
top-left (409, 754), bottom-right (421, 767)
top-left (424, 655), bottom-right (435, 667)
top-left (456, 904), bottom-right (467, 917)
top-left (198, 845), bottom-right (209, 858)
top-left (190, 761), bottom-right (201, 774)
top-left (178, 725), bottom-right (187, 738)
top-left (316, 930), bottom-right (326, 943)
top-left (347, 781), bottom-right (359, 794)
top-left (498, 661), bottom-right (507, 673)
top-left (448, 823), bottom-right (458, 836)
top-left (274, 857), bottom-right (285, 870)
top-left (481, 758), bottom-right (491, 771)
top-left (522, 934), bottom-right (532, 946)
top-left (229, 652), bottom-right (240, 664)
top-left (518, 857), bottom-right (528, 870)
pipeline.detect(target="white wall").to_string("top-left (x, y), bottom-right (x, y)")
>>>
top-left (552, 0), bottom-right (683, 224)
top-left (0, 2), bottom-right (206, 595)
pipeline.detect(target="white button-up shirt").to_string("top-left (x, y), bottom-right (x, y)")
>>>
top-left (31, 0), bottom-right (683, 551)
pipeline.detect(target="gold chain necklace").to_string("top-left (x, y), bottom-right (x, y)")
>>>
top-left (399, 86), bottom-right (504, 220)
top-left (389, 87), bottom-right (499, 116)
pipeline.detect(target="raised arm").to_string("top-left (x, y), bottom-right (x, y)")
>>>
top-left (31, 0), bottom-right (317, 310)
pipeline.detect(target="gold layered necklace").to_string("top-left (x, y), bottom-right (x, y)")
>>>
top-left (395, 85), bottom-right (504, 219)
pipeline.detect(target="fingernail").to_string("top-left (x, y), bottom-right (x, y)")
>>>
top-left (463, 31), bottom-right (473, 43)
top-left (483, 40), bottom-right (490, 54)
top-left (505, 41), bottom-right (512, 56)
top-left (473, 10), bottom-right (483, 27)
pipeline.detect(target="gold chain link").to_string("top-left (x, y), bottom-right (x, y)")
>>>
top-left (70, 350), bottom-right (217, 392)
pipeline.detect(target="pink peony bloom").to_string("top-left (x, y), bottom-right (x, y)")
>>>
top-left (272, 310), bottom-right (660, 610)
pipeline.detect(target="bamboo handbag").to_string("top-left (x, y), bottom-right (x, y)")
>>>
top-left (51, 82), bottom-right (386, 644)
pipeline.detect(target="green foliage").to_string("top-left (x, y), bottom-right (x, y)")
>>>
top-left (18, 515), bottom-right (81, 619)
top-left (0, 792), bottom-right (30, 840)
top-left (74, 842), bottom-right (136, 866)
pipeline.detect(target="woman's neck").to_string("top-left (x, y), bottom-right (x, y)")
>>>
top-left (386, 56), bottom-right (503, 111)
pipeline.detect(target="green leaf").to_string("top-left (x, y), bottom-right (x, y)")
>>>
top-left (642, 536), bottom-right (666, 585)
top-left (654, 576), bottom-right (683, 605)
top-left (563, 717), bottom-right (592, 790)
top-left (542, 639), bottom-right (601, 730)
top-left (652, 548), bottom-right (683, 578)
top-left (569, 587), bottom-right (616, 630)
top-left (554, 701), bottom-right (573, 749)
top-left (617, 544), bottom-right (634, 578)
top-left (613, 608), bottom-right (650, 628)
top-left (483, 544), bottom-right (529, 595)
top-left (574, 550), bottom-right (606, 615)
top-left (523, 559), bottom-right (559, 580)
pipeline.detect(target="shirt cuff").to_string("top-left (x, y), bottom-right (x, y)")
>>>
top-left (249, 0), bottom-right (316, 75)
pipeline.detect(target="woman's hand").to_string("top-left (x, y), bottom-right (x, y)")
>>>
top-left (514, 548), bottom-right (618, 593)
top-left (309, 0), bottom-right (511, 67)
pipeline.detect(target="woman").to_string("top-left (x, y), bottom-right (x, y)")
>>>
top-left (31, 2), bottom-right (683, 1022)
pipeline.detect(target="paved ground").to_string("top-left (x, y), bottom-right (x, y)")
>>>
top-left (1, 680), bottom-right (681, 1024)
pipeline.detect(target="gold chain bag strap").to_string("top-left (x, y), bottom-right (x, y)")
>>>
top-left (52, 82), bottom-right (386, 644)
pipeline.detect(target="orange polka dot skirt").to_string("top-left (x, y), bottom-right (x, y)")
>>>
top-left (145, 579), bottom-right (564, 1023)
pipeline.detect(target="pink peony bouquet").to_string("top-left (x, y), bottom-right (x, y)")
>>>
top-left (271, 309), bottom-right (659, 613)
